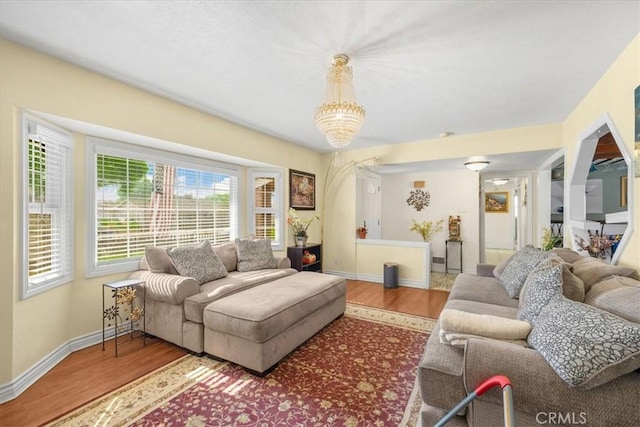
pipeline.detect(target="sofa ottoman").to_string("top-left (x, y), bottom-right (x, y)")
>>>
top-left (203, 272), bottom-right (346, 374)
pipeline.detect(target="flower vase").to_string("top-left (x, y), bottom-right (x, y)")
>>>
top-left (294, 235), bottom-right (308, 247)
top-left (357, 230), bottom-right (367, 239)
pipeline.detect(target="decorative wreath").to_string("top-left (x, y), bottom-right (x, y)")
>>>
top-left (407, 188), bottom-right (431, 211)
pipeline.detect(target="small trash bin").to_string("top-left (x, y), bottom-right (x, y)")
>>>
top-left (384, 262), bottom-right (398, 289)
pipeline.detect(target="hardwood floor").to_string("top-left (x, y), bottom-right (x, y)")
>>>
top-left (346, 280), bottom-right (449, 318)
top-left (0, 280), bottom-right (448, 426)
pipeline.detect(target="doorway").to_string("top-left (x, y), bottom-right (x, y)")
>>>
top-left (356, 172), bottom-right (381, 239)
top-left (481, 173), bottom-right (533, 264)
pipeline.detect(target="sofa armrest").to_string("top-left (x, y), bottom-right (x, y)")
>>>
top-left (129, 270), bottom-right (199, 305)
top-left (476, 263), bottom-right (496, 277)
top-left (463, 337), bottom-right (640, 418)
top-left (276, 256), bottom-right (291, 269)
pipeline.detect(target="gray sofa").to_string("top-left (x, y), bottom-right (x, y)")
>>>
top-left (129, 240), bottom-right (298, 354)
top-left (418, 247), bottom-right (640, 427)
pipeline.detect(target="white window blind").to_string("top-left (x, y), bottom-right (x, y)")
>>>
top-left (22, 116), bottom-right (74, 299)
top-left (249, 170), bottom-right (283, 249)
top-left (87, 139), bottom-right (239, 276)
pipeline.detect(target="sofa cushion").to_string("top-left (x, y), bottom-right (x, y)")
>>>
top-left (500, 245), bottom-right (548, 298)
top-left (492, 253), bottom-right (515, 280)
top-left (550, 247), bottom-right (584, 263)
top-left (203, 272), bottom-right (345, 342)
top-left (517, 257), bottom-right (562, 324)
top-left (447, 274), bottom-right (519, 309)
top-left (235, 238), bottom-right (277, 272)
top-left (585, 276), bottom-right (640, 323)
top-left (144, 246), bottom-right (179, 275)
top-left (167, 240), bottom-right (228, 284)
top-left (212, 241), bottom-right (238, 272)
top-left (528, 297), bottom-right (640, 389)
top-left (184, 268), bottom-right (298, 323)
top-left (572, 257), bottom-right (639, 293)
top-left (558, 261), bottom-right (585, 302)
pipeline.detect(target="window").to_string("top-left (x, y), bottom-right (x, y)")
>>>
top-left (22, 116), bottom-right (74, 299)
top-left (87, 138), bottom-right (240, 277)
top-left (249, 170), bottom-right (283, 249)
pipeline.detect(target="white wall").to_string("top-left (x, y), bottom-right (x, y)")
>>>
top-left (380, 169), bottom-right (479, 273)
top-left (484, 182), bottom-right (515, 249)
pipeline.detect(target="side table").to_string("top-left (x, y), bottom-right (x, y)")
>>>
top-left (445, 240), bottom-right (463, 275)
top-left (102, 278), bottom-right (145, 356)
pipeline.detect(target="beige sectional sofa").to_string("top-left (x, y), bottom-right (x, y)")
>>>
top-left (128, 238), bottom-right (346, 375)
top-left (418, 247), bottom-right (640, 427)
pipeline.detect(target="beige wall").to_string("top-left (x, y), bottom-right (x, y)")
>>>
top-left (563, 34), bottom-right (640, 268)
top-left (0, 39), bottom-right (323, 383)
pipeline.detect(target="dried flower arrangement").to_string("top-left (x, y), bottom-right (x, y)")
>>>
top-left (410, 218), bottom-right (444, 242)
top-left (575, 231), bottom-right (619, 259)
top-left (287, 207), bottom-right (319, 237)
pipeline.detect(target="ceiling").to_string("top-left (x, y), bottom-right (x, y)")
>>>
top-left (1, 1), bottom-right (638, 160)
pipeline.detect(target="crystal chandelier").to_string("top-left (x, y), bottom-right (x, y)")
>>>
top-left (315, 54), bottom-right (366, 149)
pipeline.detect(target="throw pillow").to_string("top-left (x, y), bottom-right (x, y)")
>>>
top-left (528, 297), bottom-right (640, 389)
top-left (212, 241), bottom-right (238, 272)
top-left (166, 240), bottom-right (228, 285)
top-left (517, 257), bottom-right (563, 324)
top-left (572, 257), bottom-right (640, 293)
top-left (559, 262), bottom-right (585, 302)
top-left (500, 245), bottom-right (549, 298)
top-left (550, 247), bottom-right (584, 264)
top-left (145, 246), bottom-right (179, 275)
top-left (235, 238), bottom-right (277, 272)
top-left (492, 253), bottom-right (516, 280)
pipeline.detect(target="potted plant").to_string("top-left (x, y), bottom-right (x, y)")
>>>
top-left (287, 207), bottom-right (319, 246)
top-left (356, 222), bottom-right (368, 239)
top-left (541, 227), bottom-right (561, 251)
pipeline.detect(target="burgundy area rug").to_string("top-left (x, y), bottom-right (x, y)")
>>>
top-left (47, 305), bottom-right (435, 427)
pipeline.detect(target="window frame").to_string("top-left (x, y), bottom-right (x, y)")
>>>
top-left (21, 114), bottom-right (74, 299)
top-left (247, 169), bottom-right (284, 250)
top-left (85, 137), bottom-right (241, 277)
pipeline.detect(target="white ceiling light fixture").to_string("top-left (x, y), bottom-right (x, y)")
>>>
top-left (315, 54), bottom-right (366, 149)
top-left (492, 178), bottom-right (509, 185)
top-left (464, 161), bottom-right (490, 172)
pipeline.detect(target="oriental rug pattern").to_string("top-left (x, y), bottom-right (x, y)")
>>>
top-left (48, 304), bottom-right (435, 427)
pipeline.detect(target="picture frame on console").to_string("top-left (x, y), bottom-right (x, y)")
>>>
top-left (289, 169), bottom-right (316, 210)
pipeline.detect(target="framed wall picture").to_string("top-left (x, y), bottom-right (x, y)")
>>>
top-left (485, 191), bottom-right (509, 213)
top-left (289, 169), bottom-right (316, 210)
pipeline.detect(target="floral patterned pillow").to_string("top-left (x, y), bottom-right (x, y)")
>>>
top-left (500, 245), bottom-right (549, 298)
top-left (528, 297), bottom-right (640, 389)
top-left (167, 240), bottom-right (228, 284)
top-left (516, 257), bottom-right (563, 324)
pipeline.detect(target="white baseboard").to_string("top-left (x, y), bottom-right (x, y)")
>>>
top-left (326, 270), bottom-right (427, 290)
top-left (0, 327), bottom-right (118, 404)
top-left (323, 270), bottom-right (357, 280)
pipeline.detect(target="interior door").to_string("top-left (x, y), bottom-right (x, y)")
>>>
top-left (359, 172), bottom-right (381, 239)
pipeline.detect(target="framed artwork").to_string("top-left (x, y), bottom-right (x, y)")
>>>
top-left (289, 169), bottom-right (316, 210)
top-left (485, 191), bottom-right (509, 213)
top-left (621, 176), bottom-right (628, 207)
